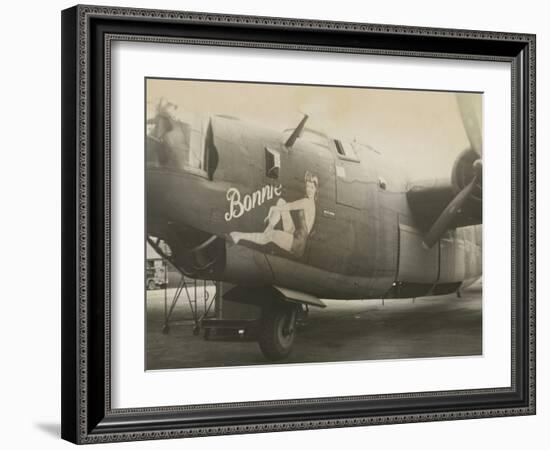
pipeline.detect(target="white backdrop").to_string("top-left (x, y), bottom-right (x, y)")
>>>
top-left (0, 0), bottom-right (545, 449)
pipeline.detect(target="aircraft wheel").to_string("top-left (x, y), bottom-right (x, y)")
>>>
top-left (258, 303), bottom-right (298, 361)
top-left (147, 280), bottom-right (156, 290)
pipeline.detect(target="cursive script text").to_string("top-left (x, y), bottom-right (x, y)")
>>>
top-left (224, 184), bottom-right (282, 222)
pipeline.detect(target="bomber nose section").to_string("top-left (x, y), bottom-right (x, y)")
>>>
top-left (146, 101), bottom-right (225, 269)
top-left (146, 133), bottom-right (226, 278)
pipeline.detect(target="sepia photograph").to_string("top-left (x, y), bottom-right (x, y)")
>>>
top-left (145, 78), bottom-right (482, 370)
top-left (59, 5), bottom-right (536, 444)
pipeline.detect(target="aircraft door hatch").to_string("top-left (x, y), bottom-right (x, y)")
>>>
top-left (333, 140), bottom-right (364, 209)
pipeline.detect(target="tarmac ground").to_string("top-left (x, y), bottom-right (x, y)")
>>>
top-left (146, 282), bottom-right (482, 370)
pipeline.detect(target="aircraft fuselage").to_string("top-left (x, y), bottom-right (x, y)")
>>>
top-left (147, 115), bottom-right (481, 300)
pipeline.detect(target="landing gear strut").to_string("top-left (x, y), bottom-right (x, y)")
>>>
top-left (258, 302), bottom-right (299, 361)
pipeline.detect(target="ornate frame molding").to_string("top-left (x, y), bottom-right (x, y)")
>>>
top-left (61, 5), bottom-right (536, 444)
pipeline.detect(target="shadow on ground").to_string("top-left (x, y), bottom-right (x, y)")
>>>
top-left (146, 285), bottom-right (482, 370)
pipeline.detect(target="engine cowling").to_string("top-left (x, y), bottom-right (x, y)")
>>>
top-left (408, 94), bottom-right (483, 248)
top-left (451, 148), bottom-right (482, 220)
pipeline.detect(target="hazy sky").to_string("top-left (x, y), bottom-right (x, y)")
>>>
top-left (147, 78), bottom-right (480, 180)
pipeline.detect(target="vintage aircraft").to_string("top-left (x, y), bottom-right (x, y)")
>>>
top-left (146, 94), bottom-right (482, 361)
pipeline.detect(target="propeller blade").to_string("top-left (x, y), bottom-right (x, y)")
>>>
top-left (456, 94), bottom-right (482, 156)
top-left (423, 175), bottom-right (478, 248)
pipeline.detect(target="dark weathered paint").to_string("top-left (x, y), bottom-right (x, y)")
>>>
top-left (147, 115), bottom-right (482, 300)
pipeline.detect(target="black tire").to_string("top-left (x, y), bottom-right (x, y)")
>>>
top-left (147, 279), bottom-right (156, 290)
top-left (258, 303), bottom-right (298, 361)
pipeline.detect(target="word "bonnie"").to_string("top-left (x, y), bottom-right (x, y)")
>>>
top-left (224, 184), bottom-right (283, 221)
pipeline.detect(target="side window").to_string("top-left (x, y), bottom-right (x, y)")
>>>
top-left (265, 147), bottom-right (281, 179)
top-left (334, 139), bottom-right (359, 161)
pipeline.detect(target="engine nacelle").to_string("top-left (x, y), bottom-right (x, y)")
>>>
top-left (449, 148), bottom-right (482, 227)
top-left (451, 148), bottom-right (482, 205)
top-left (407, 147), bottom-right (482, 237)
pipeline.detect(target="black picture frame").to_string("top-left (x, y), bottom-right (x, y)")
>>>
top-left (61, 4), bottom-right (536, 444)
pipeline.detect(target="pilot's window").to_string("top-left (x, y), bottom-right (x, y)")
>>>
top-left (334, 139), bottom-right (359, 161)
top-left (265, 147), bottom-right (280, 179)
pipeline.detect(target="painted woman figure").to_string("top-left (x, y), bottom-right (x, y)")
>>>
top-left (230, 171), bottom-right (319, 257)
